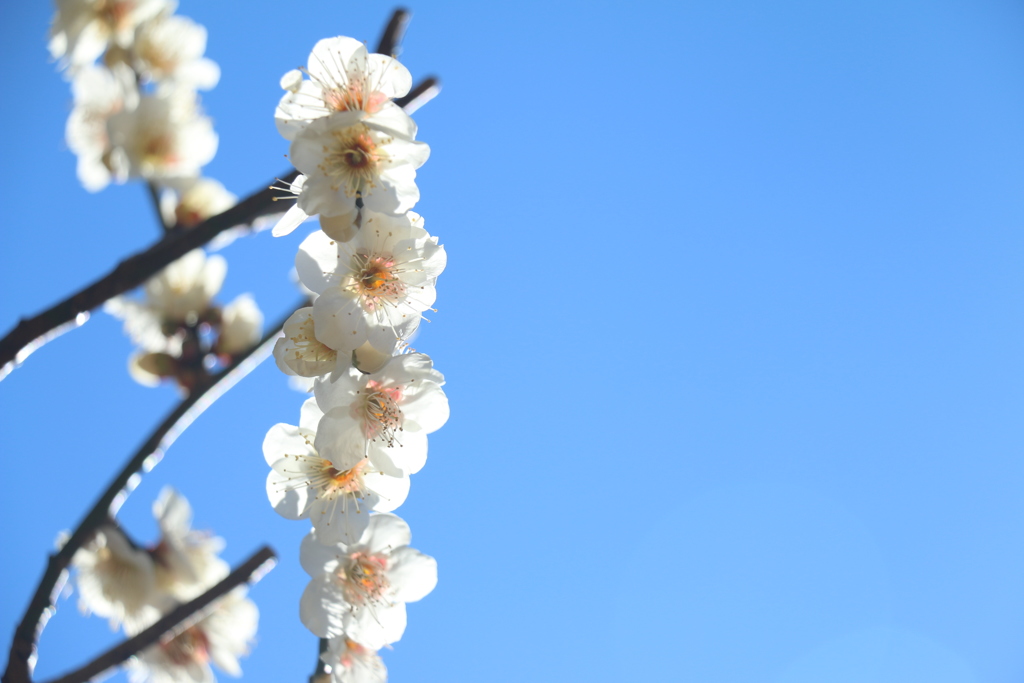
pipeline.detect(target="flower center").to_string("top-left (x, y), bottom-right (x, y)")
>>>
top-left (319, 458), bottom-right (368, 498)
top-left (358, 381), bottom-right (403, 445)
top-left (339, 552), bottom-right (389, 605)
top-left (161, 625), bottom-right (210, 666)
top-left (321, 125), bottom-right (387, 197)
top-left (98, 0), bottom-right (134, 33)
top-left (324, 82), bottom-right (387, 114)
top-left (348, 253), bottom-right (404, 312)
top-left (142, 133), bottom-right (176, 169)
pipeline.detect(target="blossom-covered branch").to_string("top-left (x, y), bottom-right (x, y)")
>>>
top-left (264, 19), bottom-right (446, 681)
top-left (2, 299), bottom-right (304, 683)
top-left (0, 7), bottom-right (436, 380)
top-left (39, 546), bottom-right (277, 683)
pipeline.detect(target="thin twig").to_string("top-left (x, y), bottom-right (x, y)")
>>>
top-left (40, 546), bottom-right (277, 683)
top-left (146, 182), bottom-right (170, 232)
top-left (1, 300), bottom-right (304, 683)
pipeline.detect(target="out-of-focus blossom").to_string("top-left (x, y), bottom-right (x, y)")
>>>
top-left (134, 14), bottom-right (219, 90)
top-left (49, 0), bottom-right (174, 71)
top-left (215, 295), bottom-right (263, 356)
top-left (65, 62), bottom-right (138, 191)
top-left (72, 524), bottom-right (163, 633)
top-left (160, 177), bottom-right (236, 228)
top-left (323, 637), bottom-right (386, 683)
top-left (130, 589), bottom-right (258, 683)
top-left (151, 487), bottom-right (230, 602)
top-left (106, 89), bottom-right (217, 182)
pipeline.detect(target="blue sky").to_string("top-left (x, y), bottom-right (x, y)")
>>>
top-left (3, 0), bottom-right (1024, 681)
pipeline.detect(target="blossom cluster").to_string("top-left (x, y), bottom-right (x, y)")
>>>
top-left (68, 488), bottom-right (258, 683)
top-left (51, 0), bottom-right (234, 225)
top-left (106, 248), bottom-right (263, 391)
top-left (264, 36), bottom-right (445, 683)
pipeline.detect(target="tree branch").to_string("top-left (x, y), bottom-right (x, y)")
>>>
top-left (39, 546), bottom-right (277, 683)
top-left (1, 299), bottom-right (304, 683)
top-left (0, 168), bottom-right (301, 380)
top-left (308, 639), bottom-right (330, 683)
top-left (394, 76), bottom-right (441, 114)
top-left (375, 8), bottom-right (411, 57)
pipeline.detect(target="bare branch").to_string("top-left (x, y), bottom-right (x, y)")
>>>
top-left (375, 8), bottom-right (411, 56)
top-left (39, 546), bottom-right (277, 683)
top-left (1, 299), bottom-right (304, 683)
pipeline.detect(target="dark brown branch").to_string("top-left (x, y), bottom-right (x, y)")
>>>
top-left (40, 546), bottom-right (277, 683)
top-left (0, 168), bottom-right (300, 380)
top-left (1, 300), bottom-right (304, 683)
top-left (395, 76), bottom-right (441, 113)
top-left (375, 8), bottom-right (411, 56)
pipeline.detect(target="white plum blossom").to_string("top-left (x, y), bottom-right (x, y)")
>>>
top-left (275, 36), bottom-right (412, 141)
top-left (323, 637), bottom-right (386, 683)
top-left (215, 294), bottom-right (263, 356)
top-left (106, 89), bottom-right (218, 182)
top-left (160, 177), bottom-right (237, 228)
top-left (289, 104), bottom-right (428, 217)
top-left (49, 0), bottom-right (173, 71)
top-left (295, 211), bottom-right (445, 358)
top-left (299, 513), bottom-right (437, 649)
top-left (130, 589), bottom-right (258, 683)
top-left (273, 307), bottom-right (342, 380)
top-left (263, 398), bottom-right (411, 545)
top-left (142, 249), bottom-right (226, 324)
top-left (71, 524), bottom-right (163, 633)
top-left (107, 249), bottom-right (226, 356)
top-left (133, 14), bottom-right (220, 90)
top-left (151, 487), bottom-right (230, 602)
top-left (314, 353), bottom-right (449, 477)
top-left (65, 62), bottom-right (138, 191)
top-left (106, 249), bottom-right (226, 386)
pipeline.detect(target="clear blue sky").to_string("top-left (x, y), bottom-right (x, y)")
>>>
top-left (3, 1), bottom-right (1024, 681)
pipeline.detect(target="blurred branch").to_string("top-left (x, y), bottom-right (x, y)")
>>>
top-left (1, 300), bottom-right (304, 683)
top-left (395, 76), bottom-right (441, 114)
top-left (376, 8), bottom-right (410, 56)
top-left (308, 639), bottom-right (330, 683)
top-left (39, 546), bottom-right (277, 683)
